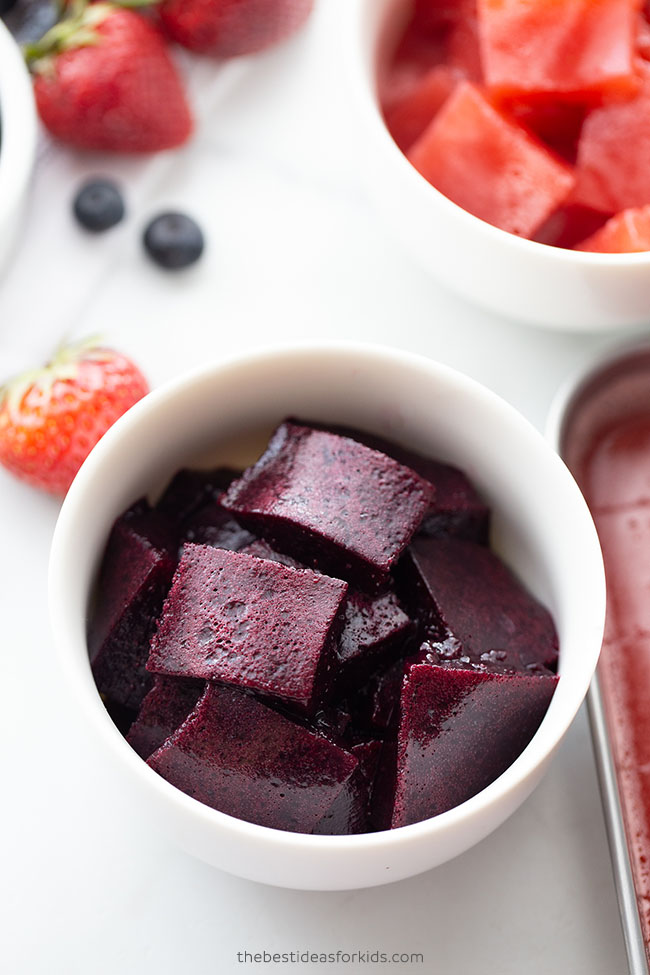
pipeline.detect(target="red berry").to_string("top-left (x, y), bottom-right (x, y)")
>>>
top-left (0, 342), bottom-right (149, 495)
top-left (31, 6), bottom-right (193, 153)
top-left (158, 0), bottom-right (313, 58)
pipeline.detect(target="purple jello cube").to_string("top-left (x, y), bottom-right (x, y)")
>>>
top-left (147, 544), bottom-right (347, 712)
top-left (126, 675), bottom-right (205, 760)
top-left (307, 705), bottom-right (352, 742)
top-left (179, 501), bottom-right (256, 553)
top-left (350, 739), bottom-right (383, 785)
top-left (239, 538), bottom-right (302, 569)
top-left (336, 590), bottom-right (413, 693)
top-left (302, 421), bottom-right (490, 544)
top-left (412, 460), bottom-right (490, 544)
top-left (241, 539), bottom-right (414, 694)
top-left (89, 501), bottom-right (177, 711)
top-left (103, 698), bottom-right (139, 736)
top-left (369, 440), bottom-right (490, 544)
top-left (221, 421), bottom-right (433, 593)
top-left (155, 467), bottom-right (239, 523)
top-left (310, 769), bottom-right (367, 834)
top-left (147, 683), bottom-right (359, 833)
top-left (311, 741), bottom-right (380, 835)
top-left (345, 659), bottom-right (405, 737)
top-left (398, 537), bottom-right (559, 673)
top-left (156, 467), bottom-right (254, 558)
top-left (384, 662), bottom-right (558, 827)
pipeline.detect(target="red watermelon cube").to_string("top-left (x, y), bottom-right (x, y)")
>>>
top-left (477, 0), bottom-right (638, 99)
top-left (575, 205), bottom-right (650, 251)
top-left (383, 65), bottom-right (460, 152)
top-left (533, 204), bottom-right (610, 248)
top-left (446, 0), bottom-right (483, 81)
top-left (638, 12), bottom-right (650, 59)
top-left (573, 63), bottom-right (650, 213)
top-left (407, 81), bottom-right (575, 236)
top-left (378, 14), bottom-right (447, 107)
top-left (506, 98), bottom-right (587, 163)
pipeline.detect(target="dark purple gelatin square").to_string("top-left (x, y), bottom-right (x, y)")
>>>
top-left (155, 467), bottom-right (239, 524)
top-left (89, 501), bottom-right (177, 711)
top-left (397, 536), bottom-right (559, 673)
top-left (311, 746), bottom-right (378, 835)
top-left (300, 421), bottom-right (490, 544)
top-left (179, 501), bottom-right (256, 553)
top-left (240, 539), bottom-right (414, 694)
top-left (385, 662), bottom-right (558, 827)
top-left (412, 460), bottom-right (490, 544)
top-left (336, 590), bottom-right (413, 692)
top-left (147, 683), bottom-right (359, 833)
top-left (345, 659), bottom-right (405, 738)
top-left (221, 422), bottom-right (433, 592)
top-left (126, 675), bottom-right (205, 760)
top-left (156, 467), bottom-right (254, 557)
top-left (147, 544), bottom-right (348, 712)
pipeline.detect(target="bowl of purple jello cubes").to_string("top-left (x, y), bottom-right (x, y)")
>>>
top-left (49, 343), bottom-right (605, 890)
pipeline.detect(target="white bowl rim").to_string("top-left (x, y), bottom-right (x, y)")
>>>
top-left (344, 0), bottom-right (650, 267)
top-left (49, 340), bottom-right (606, 857)
top-left (0, 19), bottom-right (37, 229)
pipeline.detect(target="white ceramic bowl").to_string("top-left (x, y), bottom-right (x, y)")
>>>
top-left (0, 18), bottom-right (37, 277)
top-left (345, 0), bottom-right (650, 332)
top-left (49, 343), bottom-right (605, 890)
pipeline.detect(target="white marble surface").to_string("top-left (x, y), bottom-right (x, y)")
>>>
top-left (0, 1), bottom-right (639, 972)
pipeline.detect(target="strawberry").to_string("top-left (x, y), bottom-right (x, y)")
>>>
top-left (157, 0), bottom-right (314, 58)
top-left (27, 1), bottom-right (193, 153)
top-left (0, 341), bottom-right (149, 495)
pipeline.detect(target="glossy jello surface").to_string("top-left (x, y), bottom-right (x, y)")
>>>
top-left (387, 662), bottom-right (557, 828)
top-left (89, 419), bottom-right (559, 834)
top-left (562, 348), bottom-right (650, 954)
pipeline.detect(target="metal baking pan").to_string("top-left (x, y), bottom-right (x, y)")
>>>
top-left (547, 341), bottom-right (650, 975)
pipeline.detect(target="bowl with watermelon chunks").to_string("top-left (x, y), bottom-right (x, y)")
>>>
top-left (346, 0), bottom-right (650, 330)
top-left (49, 344), bottom-right (605, 889)
top-left (0, 17), bottom-right (37, 277)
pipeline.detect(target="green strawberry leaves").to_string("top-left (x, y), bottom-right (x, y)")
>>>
top-left (24, 0), bottom-right (160, 71)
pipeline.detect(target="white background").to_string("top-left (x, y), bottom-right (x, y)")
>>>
top-left (0, 1), bottom-right (638, 972)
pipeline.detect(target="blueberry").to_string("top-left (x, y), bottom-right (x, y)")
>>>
top-left (143, 212), bottom-right (205, 270)
top-left (73, 178), bottom-right (125, 233)
top-left (2, 0), bottom-right (57, 42)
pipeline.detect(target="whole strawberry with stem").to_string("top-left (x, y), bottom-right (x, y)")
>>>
top-left (26, 0), bottom-right (193, 153)
top-left (0, 341), bottom-right (149, 495)
top-left (158, 0), bottom-right (314, 58)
